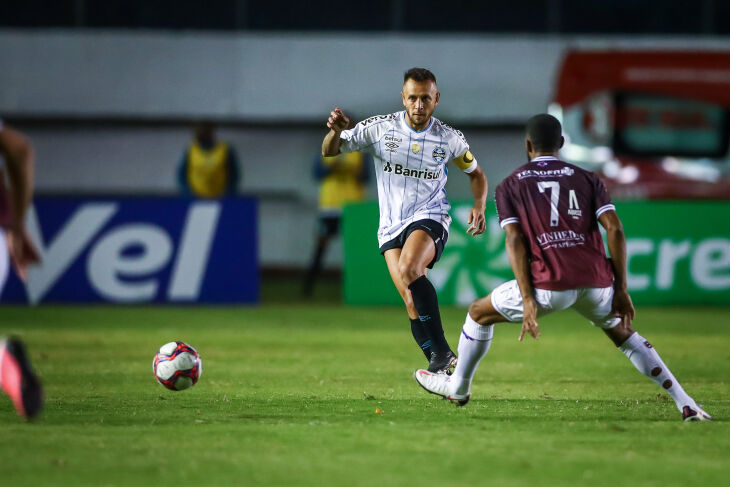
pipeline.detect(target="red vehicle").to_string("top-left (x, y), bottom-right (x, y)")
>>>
top-left (550, 50), bottom-right (730, 199)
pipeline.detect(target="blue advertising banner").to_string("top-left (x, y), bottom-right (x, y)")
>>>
top-left (1, 197), bottom-right (258, 304)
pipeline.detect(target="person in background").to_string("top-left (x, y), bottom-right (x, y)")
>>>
top-left (178, 122), bottom-right (240, 198)
top-left (0, 119), bottom-right (43, 420)
top-left (303, 129), bottom-right (371, 297)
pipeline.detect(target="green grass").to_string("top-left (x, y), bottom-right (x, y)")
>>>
top-left (1, 305), bottom-right (728, 486)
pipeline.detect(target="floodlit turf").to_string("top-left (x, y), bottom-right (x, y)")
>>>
top-left (1, 305), bottom-right (728, 486)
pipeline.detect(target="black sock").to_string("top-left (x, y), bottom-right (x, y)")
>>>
top-left (410, 318), bottom-right (432, 360)
top-left (408, 275), bottom-right (450, 355)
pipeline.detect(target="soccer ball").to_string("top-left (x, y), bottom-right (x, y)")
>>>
top-left (153, 341), bottom-right (202, 391)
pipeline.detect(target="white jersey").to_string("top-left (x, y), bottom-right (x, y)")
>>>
top-left (340, 111), bottom-right (477, 247)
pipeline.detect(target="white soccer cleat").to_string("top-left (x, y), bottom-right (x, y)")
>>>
top-left (413, 369), bottom-right (470, 406)
top-left (682, 405), bottom-right (713, 422)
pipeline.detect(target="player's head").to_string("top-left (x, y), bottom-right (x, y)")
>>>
top-left (194, 121), bottom-right (217, 147)
top-left (525, 113), bottom-right (564, 159)
top-left (401, 68), bottom-right (440, 130)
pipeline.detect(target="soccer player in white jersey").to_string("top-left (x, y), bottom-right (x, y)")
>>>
top-left (414, 114), bottom-right (711, 421)
top-left (322, 68), bottom-right (488, 373)
top-left (0, 119), bottom-right (44, 419)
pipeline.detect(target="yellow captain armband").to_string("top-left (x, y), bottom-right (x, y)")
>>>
top-left (453, 150), bottom-right (477, 173)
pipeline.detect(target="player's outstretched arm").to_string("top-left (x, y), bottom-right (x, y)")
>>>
top-left (504, 223), bottom-right (539, 341)
top-left (0, 124), bottom-right (41, 281)
top-left (322, 108), bottom-right (350, 157)
top-left (465, 165), bottom-right (487, 236)
top-left (599, 210), bottom-right (635, 327)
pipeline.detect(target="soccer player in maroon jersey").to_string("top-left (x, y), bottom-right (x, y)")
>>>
top-left (414, 114), bottom-right (711, 421)
top-left (0, 119), bottom-right (43, 420)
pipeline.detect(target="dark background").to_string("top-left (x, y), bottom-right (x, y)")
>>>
top-left (1, 0), bottom-right (728, 35)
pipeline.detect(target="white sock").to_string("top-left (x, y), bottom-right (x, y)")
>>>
top-left (449, 314), bottom-right (493, 397)
top-left (619, 332), bottom-right (696, 412)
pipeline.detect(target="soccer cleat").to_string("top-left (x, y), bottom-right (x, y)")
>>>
top-left (413, 369), bottom-right (470, 406)
top-left (427, 350), bottom-right (457, 375)
top-left (682, 405), bottom-right (712, 422)
top-left (0, 338), bottom-right (43, 420)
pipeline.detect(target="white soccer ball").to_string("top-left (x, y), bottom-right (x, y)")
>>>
top-left (152, 341), bottom-right (202, 391)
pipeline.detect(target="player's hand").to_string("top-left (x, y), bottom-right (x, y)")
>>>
top-left (519, 298), bottom-right (540, 341)
top-left (466, 205), bottom-right (486, 236)
top-left (611, 288), bottom-right (635, 329)
top-left (7, 225), bottom-right (41, 282)
top-left (327, 108), bottom-right (350, 133)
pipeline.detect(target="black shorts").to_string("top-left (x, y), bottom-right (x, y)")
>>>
top-left (318, 215), bottom-right (340, 238)
top-left (379, 219), bottom-right (448, 269)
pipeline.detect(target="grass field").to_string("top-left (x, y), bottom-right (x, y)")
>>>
top-left (1, 304), bottom-right (728, 486)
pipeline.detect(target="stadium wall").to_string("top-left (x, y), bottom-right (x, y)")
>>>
top-left (1, 31), bottom-right (729, 123)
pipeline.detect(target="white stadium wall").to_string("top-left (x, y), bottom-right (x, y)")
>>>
top-left (2, 31), bottom-right (729, 122)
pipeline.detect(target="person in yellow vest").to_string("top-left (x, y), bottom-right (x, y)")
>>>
top-left (178, 122), bottom-right (240, 198)
top-left (302, 146), bottom-right (371, 296)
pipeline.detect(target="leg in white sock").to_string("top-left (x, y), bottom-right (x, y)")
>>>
top-left (619, 332), bottom-right (697, 412)
top-left (449, 313), bottom-right (493, 397)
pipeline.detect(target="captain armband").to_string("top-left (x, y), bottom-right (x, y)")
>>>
top-left (453, 150), bottom-right (478, 173)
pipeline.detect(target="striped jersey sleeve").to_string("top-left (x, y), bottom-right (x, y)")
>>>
top-left (495, 179), bottom-right (519, 228)
top-left (445, 126), bottom-right (477, 173)
top-left (339, 115), bottom-right (391, 155)
top-left (591, 173), bottom-right (615, 218)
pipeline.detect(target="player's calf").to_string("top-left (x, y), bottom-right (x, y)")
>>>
top-left (408, 275), bottom-right (453, 359)
top-left (410, 317), bottom-right (433, 360)
top-left (468, 295), bottom-right (507, 325)
top-left (616, 331), bottom-right (709, 421)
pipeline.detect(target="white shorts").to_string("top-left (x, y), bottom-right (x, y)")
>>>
top-left (490, 280), bottom-right (622, 329)
top-left (0, 228), bottom-right (8, 297)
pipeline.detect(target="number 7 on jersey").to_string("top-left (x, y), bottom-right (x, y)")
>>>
top-left (537, 181), bottom-right (560, 226)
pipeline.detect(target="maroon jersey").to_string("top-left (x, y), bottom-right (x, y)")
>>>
top-left (495, 156), bottom-right (615, 290)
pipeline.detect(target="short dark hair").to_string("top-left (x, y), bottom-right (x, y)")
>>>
top-left (404, 67), bottom-right (437, 84)
top-left (526, 114), bottom-right (562, 152)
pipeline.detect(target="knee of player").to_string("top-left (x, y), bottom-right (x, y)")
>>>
top-left (468, 300), bottom-right (488, 324)
top-left (398, 262), bottom-right (424, 285)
